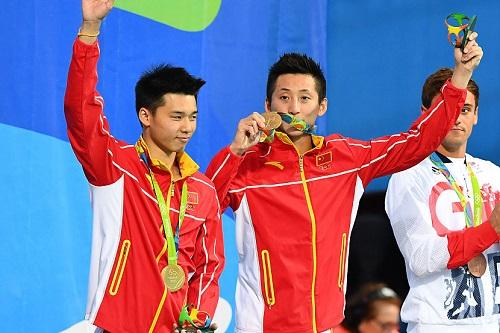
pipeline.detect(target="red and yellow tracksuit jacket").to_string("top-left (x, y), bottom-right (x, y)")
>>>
top-left (64, 38), bottom-right (224, 333)
top-left (206, 81), bottom-right (466, 333)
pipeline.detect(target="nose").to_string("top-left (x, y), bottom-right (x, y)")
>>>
top-left (180, 117), bottom-right (194, 133)
top-left (288, 98), bottom-right (300, 115)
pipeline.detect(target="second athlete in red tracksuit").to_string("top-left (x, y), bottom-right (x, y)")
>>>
top-left (206, 81), bottom-right (467, 333)
top-left (64, 38), bottom-right (224, 332)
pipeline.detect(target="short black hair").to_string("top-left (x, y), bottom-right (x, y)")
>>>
top-left (135, 64), bottom-right (205, 115)
top-left (266, 53), bottom-right (326, 102)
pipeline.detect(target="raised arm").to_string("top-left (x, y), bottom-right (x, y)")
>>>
top-left (63, 0), bottom-right (120, 185)
top-left (205, 112), bottom-right (265, 212)
top-left (356, 33), bottom-right (483, 185)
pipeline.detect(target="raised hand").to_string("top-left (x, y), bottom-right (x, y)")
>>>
top-left (79, 0), bottom-right (114, 43)
top-left (454, 32), bottom-right (483, 72)
top-left (82, 0), bottom-right (115, 22)
top-left (229, 112), bottom-right (266, 156)
top-left (451, 31), bottom-right (483, 89)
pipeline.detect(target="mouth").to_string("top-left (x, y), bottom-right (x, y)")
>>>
top-left (177, 137), bottom-right (191, 143)
top-left (451, 127), bottom-right (465, 132)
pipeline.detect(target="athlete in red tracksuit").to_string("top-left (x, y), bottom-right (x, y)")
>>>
top-left (63, 1), bottom-right (224, 332)
top-left (206, 36), bottom-right (483, 332)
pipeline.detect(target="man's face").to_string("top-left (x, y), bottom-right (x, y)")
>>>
top-left (265, 74), bottom-right (327, 138)
top-left (140, 93), bottom-right (197, 154)
top-left (359, 302), bottom-right (400, 333)
top-left (435, 90), bottom-right (478, 153)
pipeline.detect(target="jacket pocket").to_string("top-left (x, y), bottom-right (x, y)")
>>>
top-left (337, 233), bottom-right (347, 289)
top-left (109, 239), bottom-right (131, 295)
top-left (261, 249), bottom-right (276, 307)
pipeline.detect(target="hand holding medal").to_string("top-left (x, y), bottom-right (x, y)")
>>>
top-left (259, 112), bottom-right (282, 143)
top-left (259, 111), bottom-right (317, 143)
top-left (262, 112), bottom-right (282, 131)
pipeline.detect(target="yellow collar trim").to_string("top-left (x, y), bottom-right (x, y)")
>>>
top-left (275, 132), bottom-right (324, 149)
top-left (136, 136), bottom-right (199, 178)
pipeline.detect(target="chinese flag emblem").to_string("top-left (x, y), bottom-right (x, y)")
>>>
top-left (316, 152), bottom-right (332, 166)
top-left (187, 192), bottom-right (199, 205)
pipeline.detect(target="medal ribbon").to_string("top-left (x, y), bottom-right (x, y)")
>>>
top-left (260, 113), bottom-right (317, 143)
top-left (137, 148), bottom-right (188, 266)
top-left (280, 113), bottom-right (316, 134)
top-left (430, 153), bottom-right (482, 227)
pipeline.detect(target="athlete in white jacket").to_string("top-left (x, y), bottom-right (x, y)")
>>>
top-left (386, 67), bottom-right (500, 333)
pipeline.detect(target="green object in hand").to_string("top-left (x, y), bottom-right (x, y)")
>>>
top-left (178, 305), bottom-right (214, 332)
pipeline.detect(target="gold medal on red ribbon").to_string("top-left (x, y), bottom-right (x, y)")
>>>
top-left (467, 253), bottom-right (487, 277)
top-left (161, 264), bottom-right (186, 292)
top-left (262, 112), bottom-right (282, 131)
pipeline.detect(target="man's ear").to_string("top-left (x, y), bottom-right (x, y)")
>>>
top-left (138, 107), bottom-right (152, 127)
top-left (264, 99), bottom-right (271, 113)
top-left (473, 107), bottom-right (479, 125)
top-left (318, 98), bottom-right (328, 117)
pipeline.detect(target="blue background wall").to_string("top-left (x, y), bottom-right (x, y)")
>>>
top-left (0, 1), bottom-right (498, 332)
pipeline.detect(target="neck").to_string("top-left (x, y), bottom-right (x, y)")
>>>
top-left (437, 145), bottom-right (466, 159)
top-left (291, 134), bottom-right (314, 155)
top-left (143, 135), bottom-right (177, 171)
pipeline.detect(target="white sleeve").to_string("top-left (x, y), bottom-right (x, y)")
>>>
top-left (385, 170), bottom-right (451, 277)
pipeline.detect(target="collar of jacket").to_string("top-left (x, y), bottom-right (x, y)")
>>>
top-left (274, 131), bottom-right (325, 150)
top-left (135, 136), bottom-right (199, 178)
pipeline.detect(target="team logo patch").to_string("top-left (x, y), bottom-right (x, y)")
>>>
top-left (264, 161), bottom-right (284, 170)
top-left (316, 152), bottom-right (332, 167)
top-left (187, 191), bottom-right (199, 205)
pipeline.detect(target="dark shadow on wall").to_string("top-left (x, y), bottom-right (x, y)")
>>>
top-left (346, 191), bottom-right (409, 302)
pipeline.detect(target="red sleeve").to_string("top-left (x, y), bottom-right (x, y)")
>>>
top-left (446, 221), bottom-right (499, 269)
top-left (205, 146), bottom-right (245, 212)
top-left (187, 188), bottom-right (225, 317)
top-left (357, 80), bottom-right (466, 186)
top-left (63, 38), bottom-right (121, 186)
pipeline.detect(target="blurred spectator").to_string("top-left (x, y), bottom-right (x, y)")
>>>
top-left (337, 283), bottom-right (401, 333)
top-left (346, 192), bottom-right (408, 303)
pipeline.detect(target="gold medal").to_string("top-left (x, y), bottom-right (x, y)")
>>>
top-left (161, 264), bottom-right (186, 292)
top-left (262, 112), bottom-right (282, 131)
top-left (467, 253), bottom-right (487, 277)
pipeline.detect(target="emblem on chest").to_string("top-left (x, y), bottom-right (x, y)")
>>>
top-left (316, 151), bottom-right (332, 170)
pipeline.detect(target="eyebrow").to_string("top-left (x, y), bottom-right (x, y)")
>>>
top-left (171, 110), bottom-right (198, 115)
top-left (277, 88), bottom-right (312, 93)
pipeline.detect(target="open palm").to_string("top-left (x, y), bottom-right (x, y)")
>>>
top-left (82, 0), bottom-right (114, 21)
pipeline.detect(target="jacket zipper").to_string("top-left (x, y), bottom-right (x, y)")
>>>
top-left (338, 232), bottom-right (347, 289)
top-left (261, 250), bottom-right (276, 308)
top-left (299, 154), bottom-right (318, 333)
top-left (109, 239), bottom-right (131, 295)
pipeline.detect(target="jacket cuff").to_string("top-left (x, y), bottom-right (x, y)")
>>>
top-left (447, 221), bottom-right (498, 269)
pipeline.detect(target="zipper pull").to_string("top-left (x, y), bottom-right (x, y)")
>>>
top-left (299, 155), bottom-right (304, 172)
top-left (170, 181), bottom-right (175, 197)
